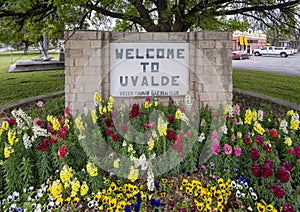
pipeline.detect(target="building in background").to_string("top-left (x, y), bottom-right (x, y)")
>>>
top-left (232, 29), bottom-right (267, 54)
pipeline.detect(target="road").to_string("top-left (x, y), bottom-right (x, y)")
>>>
top-left (232, 54), bottom-right (300, 76)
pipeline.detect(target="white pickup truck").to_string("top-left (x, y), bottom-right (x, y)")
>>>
top-left (253, 46), bottom-right (293, 57)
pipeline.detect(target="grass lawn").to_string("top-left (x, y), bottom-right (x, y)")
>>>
top-left (0, 50), bottom-right (64, 105)
top-left (232, 69), bottom-right (300, 105)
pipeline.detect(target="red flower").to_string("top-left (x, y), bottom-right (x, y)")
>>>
top-left (261, 163), bottom-right (273, 178)
top-left (269, 128), bottom-right (278, 140)
top-left (167, 114), bottom-right (175, 124)
top-left (38, 138), bottom-right (49, 151)
top-left (263, 144), bottom-right (272, 153)
top-left (58, 126), bottom-right (68, 139)
top-left (243, 134), bottom-right (251, 145)
top-left (251, 148), bottom-right (260, 161)
top-left (172, 136), bottom-right (183, 155)
top-left (281, 162), bottom-right (292, 171)
top-left (121, 124), bottom-right (127, 133)
top-left (49, 137), bottom-right (58, 144)
top-left (129, 104), bottom-right (141, 118)
top-left (255, 135), bottom-right (263, 145)
top-left (272, 184), bottom-right (285, 199)
top-left (282, 203), bottom-right (294, 212)
top-left (276, 167), bottom-right (290, 183)
top-left (112, 132), bottom-right (119, 142)
top-left (106, 128), bottom-right (113, 137)
top-left (58, 145), bottom-right (68, 158)
top-left (104, 118), bottom-right (113, 127)
top-left (251, 163), bottom-right (261, 177)
top-left (6, 119), bottom-right (17, 126)
top-left (167, 128), bottom-right (176, 141)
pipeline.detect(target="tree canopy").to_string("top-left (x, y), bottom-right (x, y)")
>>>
top-left (0, 0), bottom-right (299, 40)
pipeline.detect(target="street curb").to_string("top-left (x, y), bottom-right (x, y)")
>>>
top-left (233, 88), bottom-right (300, 112)
top-left (0, 91), bottom-right (65, 112)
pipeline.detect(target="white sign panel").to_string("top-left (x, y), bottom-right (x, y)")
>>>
top-left (110, 43), bottom-right (189, 97)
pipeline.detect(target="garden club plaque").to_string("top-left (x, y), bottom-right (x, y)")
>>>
top-left (110, 43), bottom-right (189, 97)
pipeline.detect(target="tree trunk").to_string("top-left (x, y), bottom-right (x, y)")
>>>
top-left (23, 40), bottom-right (30, 55)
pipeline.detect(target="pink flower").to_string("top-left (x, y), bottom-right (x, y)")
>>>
top-left (234, 146), bottom-right (242, 156)
top-left (223, 143), bottom-right (232, 155)
top-left (231, 135), bottom-right (236, 141)
top-left (289, 148), bottom-right (296, 155)
top-left (186, 131), bottom-right (193, 138)
top-left (121, 124), bottom-right (127, 133)
top-left (233, 105), bottom-right (240, 116)
top-left (211, 131), bottom-right (218, 142)
top-left (145, 96), bottom-right (151, 102)
top-left (211, 142), bottom-right (220, 155)
top-left (36, 101), bottom-right (44, 108)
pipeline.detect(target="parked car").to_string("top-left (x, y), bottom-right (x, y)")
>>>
top-left (232, 51), bottom-right (250, 60)
top-left (253, 46), bottom-right (293, 57)
top-left (284, 47), bottom-right (297, 54)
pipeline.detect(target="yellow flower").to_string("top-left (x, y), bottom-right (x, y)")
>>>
top-left (157, 116), bottom-right (168, 136)
top-left (60, 165), bottom-right (74, 183)
top-left (109, 198), bottom-right (117, 208)
top-left (154, 101), bottom-right (158, 106)
top-left (254, 122), bottom-right (265, 135)
top-left (144, 101), bottom-right (150, 109)
top-left (175, 109), bottom-right (181, 119)
top-left (47, 115), bottom-right (53, 123)
top-left (114, 158), bottom-right (120, 168)
top-left (290, 119), bottom-right (299, 130)
top-left (287, 110), bottom-right (294, 116)
top-left (257, 202), bottom-right (266, 212)
top-left (284, 136), bottom-right (292, 146)
top-left (0, 129), bottom-right (3, 136)
top-left (51, 117), bottom-right (61, 131)
top-left (244, 109), bottom-right (252, 125)
top-left (148, 140), bottom-right (154, 151)
top-left (75, 117), bottom-right (84, 131)
top-left (182, 179), bottom-right (189, 186)
top-left (128, 166), bottom-right (139, 182)
top-left (94, 193), bottom-right (102, 203)
top-left (117, 200), bottom-right (126, 209)
top-left (237, 131), bottom-right (242, 139)
top-left (86, 162), bottom-right (98, 177)
top-left (94, 92), bottom-right (102, 102)
top-left (8, 130), bottom-right (18, 145)
top-left (80, 181), bottom-right (89, 196)
top-left (1, 121), bottom-right (9, 131)
top-left (4, 145), bottom-right (14, 158)
top-left (109, 96), bottom-right (114, 103)
top-left (91, 110), bottom-right (98, 124)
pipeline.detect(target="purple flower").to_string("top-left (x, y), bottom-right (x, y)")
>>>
top-left (210, 162), bottom-right (215, 170)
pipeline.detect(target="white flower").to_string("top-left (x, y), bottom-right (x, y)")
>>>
top-left (180, 113), bottom-right (189, 125)
top-left (28, 186), bottom-right (34, 193)
top-left (279, 120), bottom-right (289, 134)
top-left (236, 183), bottom-right (243, 190)
top-left (147, 166), bottom-right (155, 191)
top-left (221, 124), bottom-right (228, 134)
top-left (7, 195), bottom-right (13, 203)
top-left (13, 191), bottom-right (20, 200)
top-left (258, 110), bottom-right (264, 121)
top-left (236, 190), bottom-right (241, 198)
top-left (249, 187), bottom-right (254, 193)
top-left (32, 125), bottom-right (48, 138)
top-left (197, 133), bottom-right (205, 142)
top-left (23, 134), bottom-right (33, 149)
top-left (241, 192), bottom-right (246, 198)
top-left (231, 180), bottom-right (237, 188)
top-left (242, 181), bottom-right (248, 189)
top-left (251, 192), bottom-right (258, 201)
top-left (88, 200), bottom-right (94, 208)
top-left (247, 206), bottom-right (253, 211)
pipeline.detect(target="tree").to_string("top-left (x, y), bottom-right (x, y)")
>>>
top-left (0, 0), bottom-right (299, 34)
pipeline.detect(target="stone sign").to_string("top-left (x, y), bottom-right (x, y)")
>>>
top-left (64, 31), bottom-right (232, 114)
top-left (110, 43), bottom-right (189, 97)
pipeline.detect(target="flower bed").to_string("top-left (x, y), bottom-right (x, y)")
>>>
top-left (0, 93), bottom-right (299, 211)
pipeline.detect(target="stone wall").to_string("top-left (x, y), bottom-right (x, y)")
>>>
top-left (64, 31), bottom-right (232, 114)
